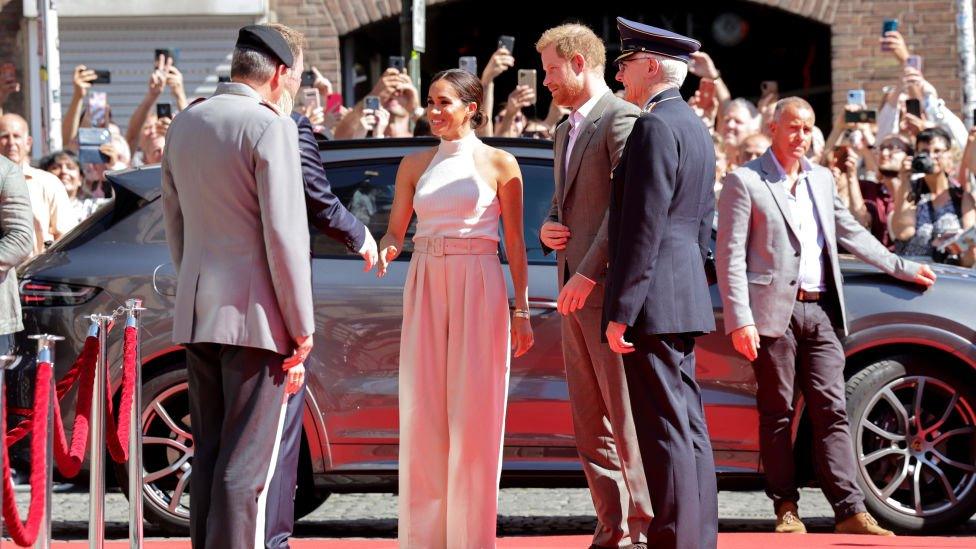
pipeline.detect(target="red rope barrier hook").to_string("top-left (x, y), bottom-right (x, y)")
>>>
top-left (1, 362), bottom-right (52, 547)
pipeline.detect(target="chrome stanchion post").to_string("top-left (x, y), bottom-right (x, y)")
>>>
top-left (88, 316), bottom-right (110, 549)
top-left (125, 299), bottom-right (146, 548)
top-left (29, 333), bottom-right (63, 549)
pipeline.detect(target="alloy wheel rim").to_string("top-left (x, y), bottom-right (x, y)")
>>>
top-left (141, 381), bottom-right (193, 521)
top-left (856, 375), bottom-right (976, 517)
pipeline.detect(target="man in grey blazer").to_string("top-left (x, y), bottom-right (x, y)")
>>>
top-left (716, 97), bottom-right (936, 536)
top-left (161, 25), bottom-right (313, 548)
top-left (0, 154), bottom-right (34, 354)
top-left (536, 24), bottom-right (649, 548)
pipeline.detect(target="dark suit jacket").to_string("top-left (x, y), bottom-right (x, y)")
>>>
top-left (291, 112), bottom-right (365, 252)
top-left (603, 87), bottom-right (716, 336)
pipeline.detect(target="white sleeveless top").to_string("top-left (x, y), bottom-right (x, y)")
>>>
top-left (413, 132), bottom-right (500, 242)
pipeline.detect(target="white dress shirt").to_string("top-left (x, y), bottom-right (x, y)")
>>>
top-left (769, 153), bottom-right (827, 292)
top-left (564, 88), bottom-right (608, 175)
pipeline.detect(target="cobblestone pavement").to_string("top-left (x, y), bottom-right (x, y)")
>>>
top-left (12, 486), bottom-right (976, 539)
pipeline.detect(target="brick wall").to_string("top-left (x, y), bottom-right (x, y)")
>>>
top-left (272, 0), bottom-right (968, 118)
top-left (0, 0), bottom-right (25, 116)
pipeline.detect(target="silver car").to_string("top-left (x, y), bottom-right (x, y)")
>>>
top-left (10, 137), bottom-right (976, 533)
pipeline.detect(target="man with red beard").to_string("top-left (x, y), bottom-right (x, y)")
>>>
top-left (536, 23), bottom-right (648, 549)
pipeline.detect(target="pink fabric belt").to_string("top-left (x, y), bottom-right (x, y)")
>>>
top-left (413, 236), bottom-right (498, 257)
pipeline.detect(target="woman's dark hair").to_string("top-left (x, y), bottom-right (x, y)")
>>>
top-left (38, 150), bottom-right (79, 172)
top-left (429, 69), bottom-right (486, 129)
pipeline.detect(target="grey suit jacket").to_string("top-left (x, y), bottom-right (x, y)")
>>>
top-left (544, 91), bottom-right (639, 293)
top-left (0, 155), bottom-right (35, 336)
top-left (716, 150), bottom-right (920, 338)
top-left (161, 83), bottom-right (314, 355)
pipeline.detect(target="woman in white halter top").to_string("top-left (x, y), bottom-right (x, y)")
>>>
top-left (378, 69), bottom-right (534, 548)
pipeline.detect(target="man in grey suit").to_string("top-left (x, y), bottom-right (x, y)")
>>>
top-left (161, 25), bottom-right (313, 547)
top-left (716, 97), bottom-right (936, 537)
top-left (536, 24), bottom-right (650, 548)
top-left (0, 154), bottom-right (34, 354)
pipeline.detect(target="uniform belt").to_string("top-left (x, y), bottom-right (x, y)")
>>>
top-left (413, 236), bottom-right (498, 257)
top-left (797, 289), bottom-right (825, 302)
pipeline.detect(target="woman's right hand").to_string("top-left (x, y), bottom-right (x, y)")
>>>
top-left (377, 234), bottom-right (400, 278)
top-left (73, 65), bottom-right (97, 99)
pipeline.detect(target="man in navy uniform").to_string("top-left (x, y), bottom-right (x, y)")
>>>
top-left (603, 17), bottom-right (718, 549)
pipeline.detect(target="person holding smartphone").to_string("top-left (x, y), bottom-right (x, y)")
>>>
top-left (125, 54), bottom-right (187, 165)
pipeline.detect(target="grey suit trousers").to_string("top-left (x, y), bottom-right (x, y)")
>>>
top-left (625, 334), bottom-right (717, 549)
top-left (752, 299), bottom-right (866, 520)
top-left (186, 343), bottom-right (288, 549)
top-left (563, 304), bottom-right (652, 547)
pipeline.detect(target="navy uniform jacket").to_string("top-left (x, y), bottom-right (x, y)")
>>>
top-left (602, 87), bottom-right (716, 336)
top-left (291, 112), bottom-right (366, 251)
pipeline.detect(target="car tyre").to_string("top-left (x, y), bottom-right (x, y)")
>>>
top-left (846, 355), bottom-right (976, 532)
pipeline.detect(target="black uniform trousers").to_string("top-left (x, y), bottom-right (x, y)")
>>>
top-left (624, 333), bottom-right (718, 549)
top-left (186, 342), bottom-right (288, 549)
top-left (752, 299), bottom-right (866, 520)
top-left (264, 383), bottom-right (305, 548)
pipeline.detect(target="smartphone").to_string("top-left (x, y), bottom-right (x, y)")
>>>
top-left (92, 70), bottom-right (111, 84)
top-left (882, 19), bottom-right (898, 51)
top-left (154, 49), bottom-right (172, 62)
top-left (498, 35), bottom-right (515, 53)
top-left (301, 69), bottom-right (315, 87)
top-left (77, 127), bottom-right (111, 164)
top-left (518, 69), bottom-right (537, 105)
top-left (0, 62), bottom-right (14, 80)
top-left (325, 93), bottom-right (343, 113)
top-left (88, 91), bottom-right (108, 127)
top-left (388, 56), bottom-right (406, 72)
top-left (218, 75), bottom-right (231, 83)
top-left (156, 102), bottom-right (173, 120)
top-left (906, 98), bottom-right (922, 118)
top-left (906, 55), bottom-right (923, 72)
top-left (364, 95), bottom-right (381, 111)
top-left (459, 56), bottom-right (478, 75)
top-left (847, 89), bottom-right (866, 108)
top-left (844, 109), bottom-right (877, 124)
top-left (760, 80), bottom-right (778, 95)
top-left (302, 88), bottom-right (322, 110)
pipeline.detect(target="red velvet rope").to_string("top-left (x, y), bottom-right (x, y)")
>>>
top-left (105, 326), bottom-right (138, 463)
top-left (6, 336), bottom-right (100, 446)
top-left (2, 362), bottom-right (52, 546)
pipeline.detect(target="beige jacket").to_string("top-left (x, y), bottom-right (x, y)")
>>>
top-left (161, 83), bottom-right (314, 355)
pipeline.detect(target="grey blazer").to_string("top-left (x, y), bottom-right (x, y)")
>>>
top-left (161, 83), bottom-right (314, 355)
top-left (0, 155), bottom-right (34, 336)
top-left (544, 91), bottom-right (639, 291)
top-left (716, 150), bottom-right (920, 338)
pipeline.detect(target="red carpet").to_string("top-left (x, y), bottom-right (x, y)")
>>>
top-left (5, 534), bottom-right (970, 548)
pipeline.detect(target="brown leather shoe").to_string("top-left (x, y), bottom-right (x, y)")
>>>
top-left (835, 512), bottom-right (895, 536)
top-left (775, 501), bottom-right (807, 533)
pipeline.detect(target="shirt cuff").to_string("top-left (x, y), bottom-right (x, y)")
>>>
top-left (574, 272), bottom-right (595, 284)
top-left (358, 227), bottom-right (376, 255)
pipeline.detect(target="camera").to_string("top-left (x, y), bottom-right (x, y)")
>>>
top-left (911, 151), bottom-right (937, 174)
top-left (388, 56), bottom-right (405, 72)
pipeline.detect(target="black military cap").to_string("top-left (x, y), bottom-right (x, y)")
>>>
top-left (614, 17), bottom-right (701, 64)
top-left (236, 25), bottom-right (294, 67)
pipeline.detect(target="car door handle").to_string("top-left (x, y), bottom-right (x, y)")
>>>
top-left (510, 298), bottom-right (558, 310)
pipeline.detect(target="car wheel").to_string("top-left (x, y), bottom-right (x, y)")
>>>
top-left (115, 365), bottom-right (192, 534)
top-left (846, 355), bottom-right (976, 532)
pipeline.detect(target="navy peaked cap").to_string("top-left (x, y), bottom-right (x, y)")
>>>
top-left (614, 17), bottom-right (701, 64)
top-left (236, 25), bottom-right (295, 67)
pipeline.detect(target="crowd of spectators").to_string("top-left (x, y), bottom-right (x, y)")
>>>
top-left (1, 25), bottom-right (974, 266)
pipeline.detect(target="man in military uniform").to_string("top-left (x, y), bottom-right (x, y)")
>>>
top-left (161, 24), bottom-right (313, 547)
top-left (603, 17), bottom-right (718, 549)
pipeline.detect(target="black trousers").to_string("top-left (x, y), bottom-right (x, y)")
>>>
top-left (624, 333), bottom-right (718, 549)
top-left (185, 342), bottom-right (288, 549)
top-left (752, 300), bottom-right (866, 520)
top-left (264, 384), bottom-right (305, 548)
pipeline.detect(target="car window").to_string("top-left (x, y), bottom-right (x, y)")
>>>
top-left (313, 157), bottom-right (556, 265)
top-left (310, 161), bottom-right (416, 258)
top-left (518, 161), bottom-right (556, 264)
